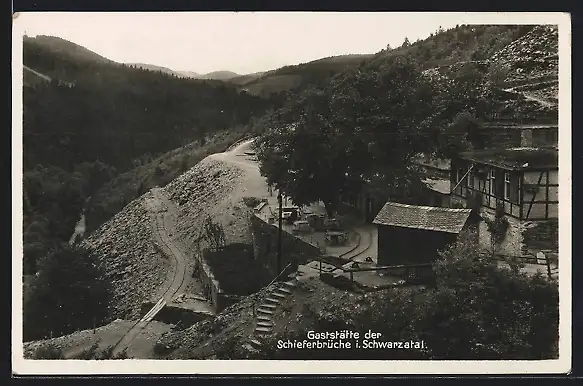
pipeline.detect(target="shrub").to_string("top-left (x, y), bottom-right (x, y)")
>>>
top-left (23, 246), bottom-right (113, 341)
top-left (202, 216), bottom-right (227, 252)
top-left (242, 196), bottom-right (264, 208)
top-left (30, 344), bottom-right (64, 359)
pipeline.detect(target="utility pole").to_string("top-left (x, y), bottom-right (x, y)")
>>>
top-left (277, 190), bottom-right (283, 276)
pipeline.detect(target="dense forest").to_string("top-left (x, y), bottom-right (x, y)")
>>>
top-left (22, 35), bottom-right (274, 276)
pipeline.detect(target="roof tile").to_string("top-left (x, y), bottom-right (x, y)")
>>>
top-left (372, 201), bottom-right (471, 234)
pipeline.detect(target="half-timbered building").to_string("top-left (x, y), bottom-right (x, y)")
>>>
top-left (450, 147), bottom-right (558, 257)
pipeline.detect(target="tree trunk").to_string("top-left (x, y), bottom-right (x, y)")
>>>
top-left (323, 199), bottom-right (337, 218)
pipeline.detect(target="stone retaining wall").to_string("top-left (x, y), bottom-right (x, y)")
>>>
top-left (250, 214), bottom-right (321, 278)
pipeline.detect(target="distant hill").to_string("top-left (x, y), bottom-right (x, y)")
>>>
top-left (228, 71), bottom-right (266, 85)
top-left (24, 35), bottom-right (113, 64)
top-left (198, 71), bottom-right (241, 80)
top-left (125, 63), bottom-right (199, 79)
top-left (175, 70), bottom-right (201, 78)
top-left (236, 54), bottom-right (375, 97)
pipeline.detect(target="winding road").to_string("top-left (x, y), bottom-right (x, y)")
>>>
top-left (111, 188), bottom-right (189, 356)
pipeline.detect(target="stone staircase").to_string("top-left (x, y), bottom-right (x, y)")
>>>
top-left (242, 275), bottom-right (299, 354)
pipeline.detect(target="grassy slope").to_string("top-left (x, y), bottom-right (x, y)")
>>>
top-left (237, 54), bottom-right (374, 97)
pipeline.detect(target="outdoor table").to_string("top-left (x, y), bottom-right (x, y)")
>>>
top-left (325, 230), bottom-right (348, 246)
top-left (293, 220), bottom-right (311, 233)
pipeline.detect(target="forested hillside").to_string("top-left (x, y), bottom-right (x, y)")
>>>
top-left (371, 24), bottom-right (536, 69)
top-left (22, 35), bottom-right (272, 276)
top-left (255, 24), bottom-right (559, 216)
top-left (236, 54), bottom-right (374, 97)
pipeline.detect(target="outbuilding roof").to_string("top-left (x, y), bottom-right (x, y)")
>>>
top-left (373, 201), bottom-right (472, 234)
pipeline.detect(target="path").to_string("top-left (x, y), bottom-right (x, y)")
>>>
top-left (111, 187), bottom-right (189, 356)
top-left (521, 92), bottom-right (556, 108)
top-left (68, 213), bottom-right (86, 245)
top-left (210, 139), bottom-right (264, 185)
top-left (502, 86), bottom-right (557, 108)
top-left (68, 197), bottom-right (91, 245)
top-left (23, 65), bottom-right (52, 82)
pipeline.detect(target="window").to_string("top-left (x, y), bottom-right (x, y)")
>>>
top-left (504, 172), bottom-right (511, 199)
top-left (490, 169), bottom-right (496, 195)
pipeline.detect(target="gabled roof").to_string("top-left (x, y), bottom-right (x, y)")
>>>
top-left (373, 202), bottom-right (471, 234)
top-left (458, 147), bottom-right (558, 171)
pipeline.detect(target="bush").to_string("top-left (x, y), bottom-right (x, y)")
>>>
top-left (30, 344), bottom-right (65, 359)
top-left (406, 235), bottom-right (559, 359)
top-left (254, 235), bottom-right (559, 360)
top-left (242, 196), bottom-right (264, 208)
top-left (23, 246), bottom-right (113, 341)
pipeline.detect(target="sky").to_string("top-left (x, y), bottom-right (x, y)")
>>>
top-left (16, 12), bottom-right (561, 75)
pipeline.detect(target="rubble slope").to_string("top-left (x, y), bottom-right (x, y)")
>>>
top-left (80, 190), bottom-right (170, 320)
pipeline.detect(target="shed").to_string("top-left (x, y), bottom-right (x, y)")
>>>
top-left (372, 202), bottom-right (472, 266)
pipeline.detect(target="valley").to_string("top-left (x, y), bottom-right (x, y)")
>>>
top-left (19, 20), bottom-right (561, 364)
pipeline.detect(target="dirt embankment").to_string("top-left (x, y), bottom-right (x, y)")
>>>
top-left (163, 156), bottom-right (253, 253)
top-left (80, 190), bottom-right (170, 320)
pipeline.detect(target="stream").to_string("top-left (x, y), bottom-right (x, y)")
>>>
top-left (69, 197), bottom-right (90, 245)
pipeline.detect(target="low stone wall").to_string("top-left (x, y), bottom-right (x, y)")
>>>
top-left (250, 214), bottom-right (321, 278)
top-left (217, 294), bottom-right (245, 312)
top-left (477, 207), bottom-right (558, 258)
top-left (192, 248), bottom-right (222, 312)
top-left (190, 246), bottom-right (256, 313)
top-left (522, 219), bottom-right (559, 252)
top-left (478, 208), bottom-right (524, 257)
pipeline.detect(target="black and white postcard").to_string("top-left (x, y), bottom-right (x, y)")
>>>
top-left (12, 11), bottom-right (572, 375)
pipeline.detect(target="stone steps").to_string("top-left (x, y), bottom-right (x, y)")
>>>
top-left (271, 291), bottom-right (287, 299)
top-left (243, 275), bottom-right (299, 355)
top-left (243, 342), bottom-right (260, 352)
top-left (257, 307), bottom-right (274, 315)
top-left (282, 280), bottom-right (297, 288)
top-left (255, 326), bottom-right (272, 334)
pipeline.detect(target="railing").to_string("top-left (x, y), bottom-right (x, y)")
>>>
top-left (314, 255), bottom-right (434, 285)
top-left (489, 252), bottom-right (558, 280)
top-left (267, 262), bottom-right (293, 287)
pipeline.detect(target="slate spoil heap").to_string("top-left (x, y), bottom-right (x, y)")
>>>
top-left (80, 191), bottom-right (168, 320)
top-left (164, 157), bottom-right (246, 251)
